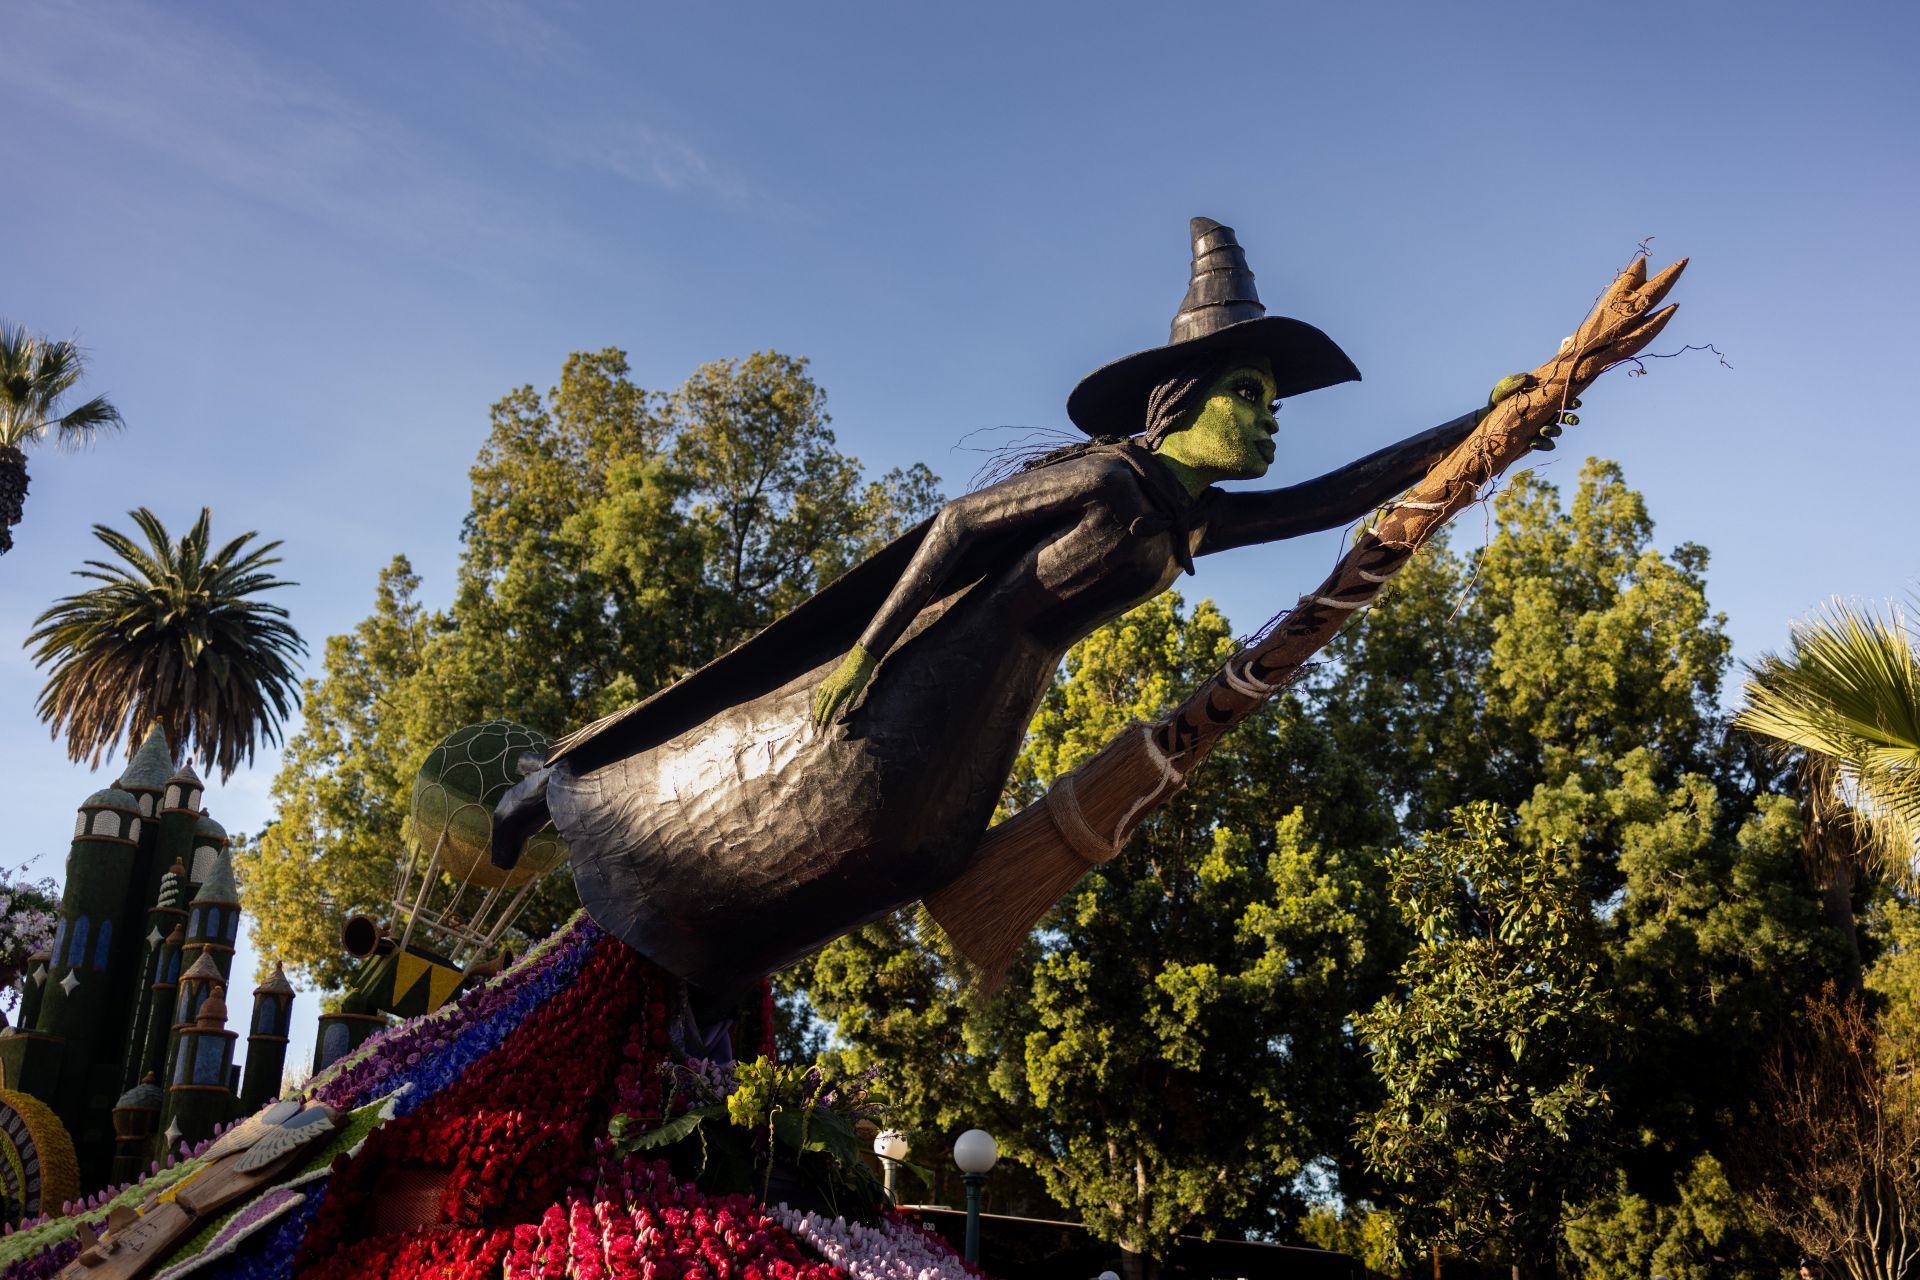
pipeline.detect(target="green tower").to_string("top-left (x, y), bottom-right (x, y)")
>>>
top-left (160, 985), bottom-right (236, 1154)
top-left (0, 728), bottom-right (291, 1201)
top-left (0, 782), bottom-right (144, 1184)
top-left (122, 858), bottom-right (188, 1095)
top-left (239, 964), bottom-right (295, 1111)
top-left (109, 1075), bottom-right (162, 1187)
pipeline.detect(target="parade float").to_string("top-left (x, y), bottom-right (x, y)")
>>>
top-left (0, 219), bottom-right (1686, 1278)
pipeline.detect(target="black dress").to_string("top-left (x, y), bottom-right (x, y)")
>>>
top-left (533, 419), bottom-right (1477, 997)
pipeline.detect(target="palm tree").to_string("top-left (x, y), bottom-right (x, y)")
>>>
top-left (1734, 600), bottom-right (1920, 987)
top-left (26, 508), bottom-right (308, 779)
top-left (0, 321), bottom-right (125, 555)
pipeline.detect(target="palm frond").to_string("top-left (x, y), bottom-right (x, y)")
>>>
top-left (51, 394), bottom-right (125, 448)
top-left (26, 507), bottom-right (307, 778)
top-left (1736, 598), bottom-right (1920, 882)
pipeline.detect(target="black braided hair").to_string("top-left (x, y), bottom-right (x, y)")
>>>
top-left (1142, 356), bottom-right (1229, 450)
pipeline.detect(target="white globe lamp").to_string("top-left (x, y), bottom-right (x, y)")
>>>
top-left (954, 1128), bottom-right (998, 1264)
top-left (873, 1129), bottom-right (909, 1202)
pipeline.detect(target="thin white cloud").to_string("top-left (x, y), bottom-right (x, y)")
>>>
top-left (0, 3), bottom-right (740, 264)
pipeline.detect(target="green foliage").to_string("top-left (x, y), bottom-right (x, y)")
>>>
top-left (1356, 803), bottom-right (1615, 1274)
top-left (1297, 1203), bottom-right (1404, 1277)
top-left (1319, 459), bottom-right (1837, 1189)
top-left (0, 320), bottom-right (124, 451)
top-left (26, 507), bottom-right (306, 779)
top-left (1561, 1154), bottom-right (1780, 1280)
top-left (243, 349), bottom-right (938, 989)
top-left (1735, 601), bottom-right (1920, 866)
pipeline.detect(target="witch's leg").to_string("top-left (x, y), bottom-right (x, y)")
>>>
top-left (491, 755), bottom-right (552, 870)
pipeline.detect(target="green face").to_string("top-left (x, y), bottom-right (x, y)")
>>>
top-left (1154, 361), bottom-right (1280, 482)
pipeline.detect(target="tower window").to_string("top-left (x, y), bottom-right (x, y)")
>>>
top-left (188, 908), bottom-right (202, 937)
top-left (73, 813), bottom-right (85, 837)
top-left (166, 951), bottom-right (180, 983)
top-left (227, 914), bottom-right (239, 943)
top-left (320, 1021), bottom-right (350, 1067)
top-left (191, 846), bottom-right (215, 881)
top-left (165, 785), bottom-right (180, 809)
top-left (93, 920), bottom-right (112, 969)
top-left (93, 811), bottom-right (120, 839)
top-left (193, 1036), bottom-right (226, 1085)
top-left (139, 793), bottom-right (153, 816)
top-left (68, 917), bottom-right (90, 968)
top-left (128, 818), bottom-right (141, 842)
top-left (205, 907), bottom-right (221, 940)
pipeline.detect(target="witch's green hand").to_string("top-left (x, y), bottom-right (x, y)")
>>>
top-left (813, 645), bottom-right (879, 726)
top-left (1478, 372), bottom-right (1577, 452)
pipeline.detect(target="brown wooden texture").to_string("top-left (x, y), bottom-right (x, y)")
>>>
top-left (928, 256), bottom-right (1687, 983)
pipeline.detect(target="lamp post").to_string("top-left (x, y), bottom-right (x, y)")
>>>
top-left (953, 1128), bottom-right (997, 1266)
top-left (873, 1129), bottom-right (909, 1205)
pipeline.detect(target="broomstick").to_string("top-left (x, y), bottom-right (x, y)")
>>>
top-left (925, 253), bottom-right (1689, 988)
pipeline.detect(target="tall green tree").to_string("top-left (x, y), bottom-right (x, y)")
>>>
top-left (243, 349), bottom-right (938, 987)
top-left (1314, 459), bottom-right (1836, 1194)
top-left (801, 592), bottom-right (1400, 1279)
top-left (26, 507), bottom-right (305, 777)
top-left (0, 320), bottom-right (124, 555)
top-left (1355, 802), bottom-right (1616, 1278)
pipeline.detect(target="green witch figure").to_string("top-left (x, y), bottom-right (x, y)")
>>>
top-left (495, 218), bottom-right (1549, 1007)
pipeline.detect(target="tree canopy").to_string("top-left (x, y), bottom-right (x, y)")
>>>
top-left (241, 349), bottom-right (938, 989)
top-left (26, 506), bottom-right (305, 778)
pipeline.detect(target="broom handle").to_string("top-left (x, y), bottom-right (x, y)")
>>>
top-left (1136, 255), bottom-right (1688, 821)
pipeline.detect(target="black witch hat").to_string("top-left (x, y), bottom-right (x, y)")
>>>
top-left (1066, 217), bottom-right (1360, 436)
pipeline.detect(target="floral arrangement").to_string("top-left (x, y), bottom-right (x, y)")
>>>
top-left (767, 1206), bottom-right (988, 1280)
top-left (0, 912), bottom-right (985, 1280)
top-left (0, 864), bottom-right (59, 1014)
top-left (613, 1056), bottom-right (892, 1220)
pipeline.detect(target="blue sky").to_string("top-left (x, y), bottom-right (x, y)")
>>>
top-left (3, 1), bottom-right (1915, 1074)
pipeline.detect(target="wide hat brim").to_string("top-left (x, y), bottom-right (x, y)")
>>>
top-left (1066, 314), bottom-right (1361, 437)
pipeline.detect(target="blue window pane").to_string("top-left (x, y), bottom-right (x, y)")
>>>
top-left (173, 1043), bottom-right (190, 1085)
top-left (93, 920), bottom-right (113, 969)
top-left (319, 1021), bottom-right (350, 1068)
top-left (188, 908), bottom-right (201, 937)
top-left (226, 914), bottom-right (239, 944)
top-left (192, 1036), bottom-right (226, 1085)
top-left (51, 918), bottom-right (64, 959)
top-left (68, 917), bottom-right (90, 968)
top-left (166, 952), bottom-right (180, 983)
top-left (205, 908), bottom-right (220, 940)
top-left (177, 983), bottom-right (196, 1024)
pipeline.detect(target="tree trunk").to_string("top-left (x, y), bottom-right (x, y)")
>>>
top-left (0, 445), bottom-right (28, 555)
top-left (1822, 869), bottom-right (1862, 993)
top-left (1118, 1241), bottom-right (1159, 1280)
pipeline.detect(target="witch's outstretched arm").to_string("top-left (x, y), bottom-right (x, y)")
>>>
top-left (814, 457), bottom-right (1129, 723)
top-left (1197, 411), bottom-right (1479, 555)
top-left (1199, 366), bottom-right (1555, 556)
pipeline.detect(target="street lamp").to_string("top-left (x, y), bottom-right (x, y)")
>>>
top-left (873, 1129), bottom-right (909, 1204)
top-left (953, 1128), bottom-right (998, 1266)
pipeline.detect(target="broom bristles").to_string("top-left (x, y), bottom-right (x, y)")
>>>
top-left (926, 727), bottom-right (1183, 990)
